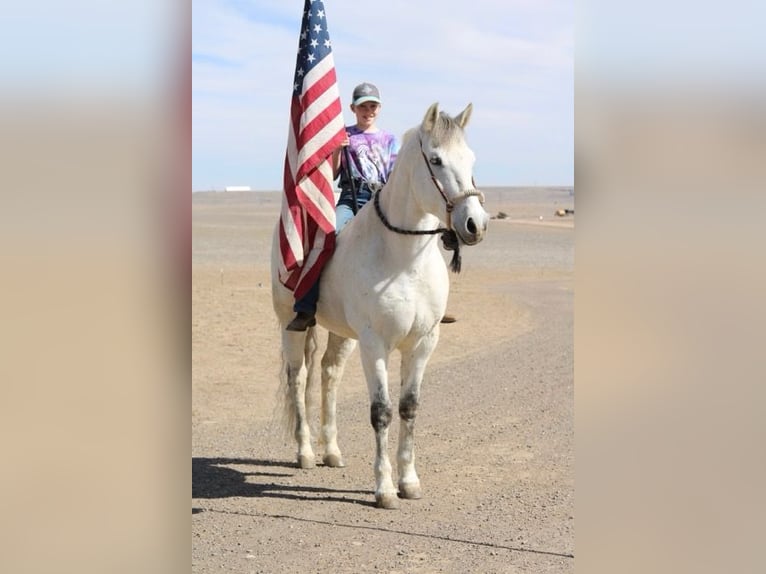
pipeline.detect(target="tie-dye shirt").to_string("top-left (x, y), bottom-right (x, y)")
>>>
top-left (337, 126), bottom-right (399, 194)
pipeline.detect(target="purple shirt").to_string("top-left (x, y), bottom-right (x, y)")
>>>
top-left (340, 126), bottom-right (399, 186)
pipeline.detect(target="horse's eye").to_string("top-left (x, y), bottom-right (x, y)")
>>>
top-left (429, 156), bottom-right (442, 167)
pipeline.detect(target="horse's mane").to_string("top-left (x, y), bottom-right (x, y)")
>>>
top-left (430, 112), bottom-right (465, 146)
top-left (401, 111), bottom-right (464, 149)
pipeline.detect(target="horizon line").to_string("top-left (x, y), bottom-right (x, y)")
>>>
top-left (191, 184), bottom-right (575, 193)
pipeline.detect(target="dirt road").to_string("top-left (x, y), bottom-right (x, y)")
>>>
top-left (192, 189), bottom-right (574, 573)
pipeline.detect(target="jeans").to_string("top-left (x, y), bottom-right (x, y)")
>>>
top-left (335, 204), bottom-right (356, 234)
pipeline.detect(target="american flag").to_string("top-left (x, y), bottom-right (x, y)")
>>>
top-left (277, 0), bottom-right (346, 299)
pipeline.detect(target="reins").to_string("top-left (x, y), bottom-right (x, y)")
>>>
top-left (372, 137), bottom-right (485, 274)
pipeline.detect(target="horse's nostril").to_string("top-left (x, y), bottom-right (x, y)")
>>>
top-left (466, 218), bottom-right (477, 235)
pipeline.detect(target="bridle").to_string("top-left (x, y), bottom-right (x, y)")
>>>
top-left (372, 137), bottom-right (485, 273)
top-left (418, 139), bottom-right (485, 231)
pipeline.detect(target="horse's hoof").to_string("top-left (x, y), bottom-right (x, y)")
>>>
top-left (375, 493), bottom-right (400, 509)
top-left (297, 454), bottom-right (315, 469)
top-left (322, 453), bottom-right (346, 468)
top-left (398, 482), bottom-right (422, 499)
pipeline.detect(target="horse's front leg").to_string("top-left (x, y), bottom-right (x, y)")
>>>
top-left (320, 332), bottom-right (356, 467)
top-left (359, 337), bottom-right (398, 509)
top-left (397, 326), bottom-right (439, 500)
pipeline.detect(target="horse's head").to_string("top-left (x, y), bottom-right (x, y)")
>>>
top-left (417, 103), bottom-right (489, 246)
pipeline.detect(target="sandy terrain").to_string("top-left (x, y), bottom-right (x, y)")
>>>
top-left (192, 188), bottom-right (574, 573)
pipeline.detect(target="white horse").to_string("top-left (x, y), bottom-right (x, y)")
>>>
top-left (271, 103), bottom-right (489, 509)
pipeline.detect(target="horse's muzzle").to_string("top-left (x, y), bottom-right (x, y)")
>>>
top-left (454, 208), bottom-right (489, 246)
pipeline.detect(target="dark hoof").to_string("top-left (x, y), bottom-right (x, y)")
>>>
top-left (440, 314), bottom-right (457, 324)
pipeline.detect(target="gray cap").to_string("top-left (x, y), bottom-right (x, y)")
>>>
top-left (352, 82), bottom-right (381, 106)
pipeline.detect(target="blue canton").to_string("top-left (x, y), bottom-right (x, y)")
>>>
top-left (293, 0), bottom-right (333, 95)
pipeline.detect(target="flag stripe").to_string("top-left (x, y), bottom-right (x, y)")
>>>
top-left (295, 65), bottom-right (344, 178)
top-left (296, 162), bottom-right (336, 231)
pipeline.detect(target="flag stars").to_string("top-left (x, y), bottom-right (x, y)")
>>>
top-left (294, 0), bottom-right (331, 83)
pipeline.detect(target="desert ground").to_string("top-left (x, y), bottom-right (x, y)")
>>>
top-left (192, 187), bottom-right (574, 573)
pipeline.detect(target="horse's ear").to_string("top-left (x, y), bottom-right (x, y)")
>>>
top-left (455, 103), bottom-right (473, 129)
top-left (422, 103), bottom-right (440, 133)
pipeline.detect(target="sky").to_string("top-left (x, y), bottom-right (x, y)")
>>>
top-left (192, 0), bottom-right (574, 191)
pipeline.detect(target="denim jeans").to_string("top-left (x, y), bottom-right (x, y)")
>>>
top-left (335, 204), bottom-right (356, 234)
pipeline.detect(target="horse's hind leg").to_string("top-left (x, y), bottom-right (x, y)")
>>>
top-left (282, 328), bottom-right (318, 469)
top-left (397, 328), bottom-right (439, 499)
top-left (320, 333), bottom-right (356, 467)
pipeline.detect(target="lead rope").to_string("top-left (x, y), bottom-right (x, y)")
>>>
top-left (373, 187), bottom-right (464, 273)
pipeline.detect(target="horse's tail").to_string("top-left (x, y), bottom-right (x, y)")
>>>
top-left (277, 325), bottom-right (322, 443)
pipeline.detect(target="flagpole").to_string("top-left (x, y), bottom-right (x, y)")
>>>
top-left (341, 144), bottom-right (358, 215)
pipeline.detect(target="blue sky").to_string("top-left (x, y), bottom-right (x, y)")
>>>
top-left (192, 0), bottom-right (573, 190)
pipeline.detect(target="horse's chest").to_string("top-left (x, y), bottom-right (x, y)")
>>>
top-left (383, 268), bottom-right (448, 307)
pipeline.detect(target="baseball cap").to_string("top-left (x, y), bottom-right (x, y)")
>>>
top-left (352, 82), bottom-right (381, 106)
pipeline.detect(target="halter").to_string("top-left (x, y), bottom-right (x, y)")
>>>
top-left (372, 137), bottom-right (485, 273)
top-left (418, 138), bottom-right (485, 231)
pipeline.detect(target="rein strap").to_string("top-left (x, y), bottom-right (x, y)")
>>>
top-left (373, 191), bottom-right (461, 273)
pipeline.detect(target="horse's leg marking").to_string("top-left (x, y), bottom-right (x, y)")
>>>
top-left (396, 331), bottom-right (438, 499)
top-left (398, 391), bottom-right (419, 421)
top-left (370, 398), bottom-right (393, 431)
top-left (360, 345), bottom-right (399, 509)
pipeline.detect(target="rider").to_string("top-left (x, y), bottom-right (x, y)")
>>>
top-left (286, 82), bottom-right (400, 331)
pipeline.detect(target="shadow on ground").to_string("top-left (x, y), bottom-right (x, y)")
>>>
top-left (192, 457), bottom-right (375, 507)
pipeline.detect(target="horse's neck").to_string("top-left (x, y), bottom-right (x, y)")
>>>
top-left (357, 169), bottom-right (440, 274)
top-left (378, 157), bottom-right (441, 233)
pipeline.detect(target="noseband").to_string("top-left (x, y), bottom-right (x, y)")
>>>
top-left (372, 137), bottom-right (485, 273)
